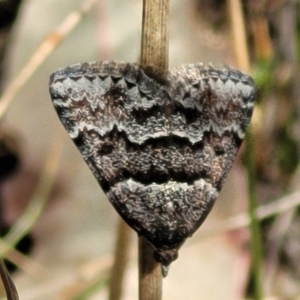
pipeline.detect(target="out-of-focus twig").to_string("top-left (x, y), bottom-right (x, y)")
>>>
top-left (227, 0), bottom-right (250, 71)
top-left (228, 1), bottom-right (263, 298)
top-left (108, 219), bottom-right (132, 300)
top-left (198, 190), bottom-right (300, 239)
top-left (0, 0), bottom-right (99, 122)
top-left (0, 258), bottom-right (18, 300)
top-left (15, 254), bottom-right (112, 300)
top-left (0, 239), bottom-right (47, 279)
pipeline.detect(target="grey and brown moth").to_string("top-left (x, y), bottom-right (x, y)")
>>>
top-left (49, 61), bottom-right (255, 270)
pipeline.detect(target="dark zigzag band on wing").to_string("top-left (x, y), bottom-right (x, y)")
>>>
top-left (49, 61), bottom-right (255, 267)
top-left (71, 127), bottom-right (241, 193)
top-left (50, 61), bottom-right (254, 143)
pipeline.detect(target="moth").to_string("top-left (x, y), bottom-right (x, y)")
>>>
top-left (49, 61), bottom-right (255, 271)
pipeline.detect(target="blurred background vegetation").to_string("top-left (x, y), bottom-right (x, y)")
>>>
top-left (0, 0), bottom-right (300, 299)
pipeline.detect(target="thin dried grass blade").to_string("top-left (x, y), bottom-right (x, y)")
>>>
top-left (0, 258), bottom-right (19, 300)
top-left (0, 0), bottom-right (98, 122)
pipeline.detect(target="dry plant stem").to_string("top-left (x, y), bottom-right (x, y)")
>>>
top-left (139, 0), bottom-right (169, 299)
top-left (0, 0), bottom-right (98, 122)
top-left (139, 238), bottom-right (162, 300)
top-left (140, 0), bottom-right (169, 78)
top-left (108, 219), bottom-right (132, 300)
top-left (0, 258), bottom-right (18, 300)
top-left (245, 130), bottom-right (264, 300)
top-left (228, 0), bottom-right (263, 299)
top-left (227, 0), bottom-right (250, 71)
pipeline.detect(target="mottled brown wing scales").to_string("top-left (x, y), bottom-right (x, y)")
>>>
top-left (49, 61), bottom-right (255, 268)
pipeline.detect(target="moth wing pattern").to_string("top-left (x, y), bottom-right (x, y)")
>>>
top-left (49, 61), bottom-right (255, 268)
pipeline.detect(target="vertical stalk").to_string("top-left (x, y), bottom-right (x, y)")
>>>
top-left (139, 0), bottom-right (169, 299)
top-left (140, 0), bottom-right (169, 79)
top-left (0, 258), bottom-right (19, 300)
top-left (227, 0), bottom-right (250, 71)
top-left (138, 238), bottom-right (162, 300)
top-left (245, 129), bottom-right (263, 300)
top-left (228, 0), bottom-right (263, 299)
